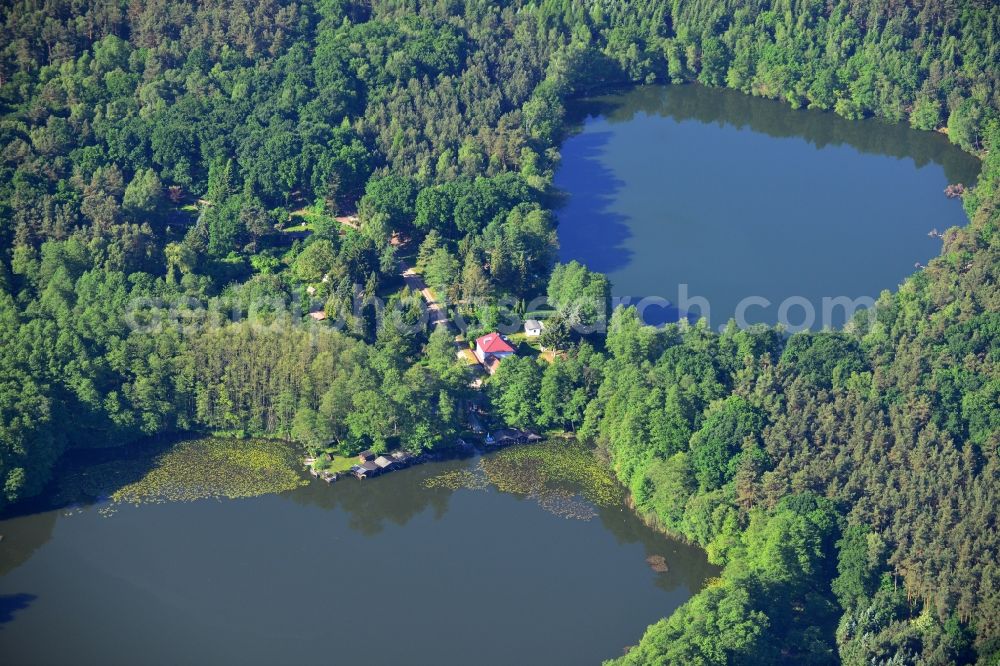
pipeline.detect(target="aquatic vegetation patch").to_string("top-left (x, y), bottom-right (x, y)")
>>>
top-left (423, 440), bottom-right (625, 520)
top-left (54, 438), bottom-right (307, 515)
top-left (532, 487), bottom-right (599, 521)
top-left (109, 438), bottom-right (307, 509)
top-left (423, 468), bottom-right (490, 492)
top-left (646, 555), bottom-right (669, 573)
top-left (481, 439), bottom-right (625, 510)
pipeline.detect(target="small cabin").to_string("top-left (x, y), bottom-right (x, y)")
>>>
top-left (524, 319), bottom-right (543, 337)
top-left (390, 450), bottom-right (414, 467)
top-left (358, 450), bottom-right (376, 463)
top-left (493, 429), bottom-right (520, 446)
top-left (488, 428), bottom-right (532, 447)
top-left (275, 229), bottom-right (312, 245)
top-left (352, 461), bottom-right (380, 479)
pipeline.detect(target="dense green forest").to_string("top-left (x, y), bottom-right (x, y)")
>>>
top-left (2, 0), bottom-right (999, 663)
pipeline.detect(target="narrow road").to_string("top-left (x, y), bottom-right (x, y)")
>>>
top-left (400, 262), bottom-right (450, 329)
top-left (399, 251), bottom-right (482, 378)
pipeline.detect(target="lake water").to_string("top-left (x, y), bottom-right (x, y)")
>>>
top-left (556, 85), bottom-right (981, 329)
top-left (0, 450), bottom-right (713, 665)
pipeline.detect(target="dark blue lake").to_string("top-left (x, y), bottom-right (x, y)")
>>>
top-left (556, 85), bottom-right (980, 329)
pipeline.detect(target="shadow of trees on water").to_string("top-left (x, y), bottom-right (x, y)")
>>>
top-left (576, 84), bottom-right (980, 184)
top-left (0, 434), bottom-right (189, 523)
top-left (0, 593), bottom-right (37, 627)
top-left (554, 130), bottom-right (634, 275)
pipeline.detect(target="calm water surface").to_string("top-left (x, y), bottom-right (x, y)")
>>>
top-left (0, 453), bottom-right (713, 665)
top-left (556, 85), bottom-right (981, 328)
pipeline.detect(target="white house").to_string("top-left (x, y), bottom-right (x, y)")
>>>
top-left (524, 319), bottom-right (543, 337)
top-left (474, 332), bottom-right (516, 374)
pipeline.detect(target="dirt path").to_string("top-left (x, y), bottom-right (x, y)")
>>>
top-left (400, 262), bottom-right (450, 329)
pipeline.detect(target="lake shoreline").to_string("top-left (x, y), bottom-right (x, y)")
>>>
top-left (554, 83), bottom-right (980, 330)
top-left (0, 433), bottom-right (717, 665)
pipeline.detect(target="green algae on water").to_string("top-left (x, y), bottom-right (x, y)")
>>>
top-left (423, 440), bottom-right (624, 520)
top-left (56, 438), bottom-right (308, 515)
top-left (110, 438), bottom-right (307, 508)
top-left (482, 439), bottom-right (624, 507)
top-left (423, 468), bottom-right (490, 492)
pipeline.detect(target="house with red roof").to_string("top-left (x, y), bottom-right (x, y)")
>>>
top-left (474, 332), bottom-right (516, 374)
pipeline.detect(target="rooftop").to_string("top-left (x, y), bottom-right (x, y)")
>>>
top-left (475, 332), bottom-right (515, 354)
